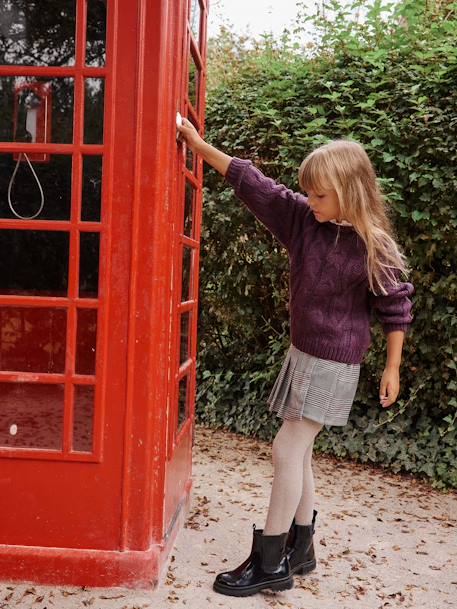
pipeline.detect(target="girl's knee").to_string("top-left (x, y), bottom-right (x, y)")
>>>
top-left (272, 418), bottom-right (317, 463)
top-left (302, 416), bottom-right (324, 433)
top-left (285, 417), bottom-right (323, 439)
top-left (272, 428), bottom-right (294, 465)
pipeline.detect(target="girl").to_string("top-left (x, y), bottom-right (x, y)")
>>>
top-left (177, 118), bottom-right (415, 597)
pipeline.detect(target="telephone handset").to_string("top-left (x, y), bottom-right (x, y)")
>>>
top-left (13, 81), bottom-right (52, 162)
top-left (8, 81), bottom-right (52, 219)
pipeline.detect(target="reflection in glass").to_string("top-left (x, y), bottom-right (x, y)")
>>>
top-left (181, 246), bottom-right (192, 302)
top-left (0, 77), bottom-right (74, 143)
top-left (0, 153), bottom-right (73, 220)
top-left (0, 230), bottom-right (69, 297)
top-left (177, 375), bottom-right (189, 429)
top-left (190, 0), bottom-right (201, 44)
top-left (0, 307), bottom-right (66, 373)
top-left (79, 232), bottom-right (100, 298)
top-left (0, 383), bottom-right (65, 450)
top-left (84, 79), bottom-right (105, 144)
top-left (188, 53), bottom-right (199, 109)
top-left (76, 308), bottom-right (97, 375)
top-left (86, 0), bottom-right (107, 67)
top-left (186, 143), bottom-right (195, 173)
top-left (73, 385), bottom-right (94, 452)
top-left (185, 114), bottom-right (198, 173)
top-left (82, 156), bottom-right (102, 222)
top-left (184, 181), bottom-right (195, 237)
top-left (0, 1), bottom-right (76, 66)
top-left (180, 311), bottom-right (191, 365)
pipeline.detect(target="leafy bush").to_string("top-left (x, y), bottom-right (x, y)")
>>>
top-left (196, 0), bottom-right (457, 489)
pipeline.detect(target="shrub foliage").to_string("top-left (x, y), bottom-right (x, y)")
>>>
top-left (196, 0), bottom-right (457, 489)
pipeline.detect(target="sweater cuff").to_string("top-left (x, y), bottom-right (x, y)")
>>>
top-left (224, 156), bottom-right (252, 188)
top-left (383, 323), bottom-right (410, 335)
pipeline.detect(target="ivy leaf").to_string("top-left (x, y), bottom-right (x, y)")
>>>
top-left (383, 152), bottom-right (396, 163)
top-left (411, 210), bottom-right (430, 221)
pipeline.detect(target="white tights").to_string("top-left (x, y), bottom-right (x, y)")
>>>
top-left (263, 417), bottom-right (324, 536)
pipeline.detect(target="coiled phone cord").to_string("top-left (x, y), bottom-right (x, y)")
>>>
top-left (7, 152), bottom-right (45, 220)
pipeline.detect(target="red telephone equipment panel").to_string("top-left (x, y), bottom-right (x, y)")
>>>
top-left (13, 82), bottom-right (52, 163)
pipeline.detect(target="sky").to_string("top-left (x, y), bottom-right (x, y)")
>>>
top-left (207, 0), bottom-right (313, 40)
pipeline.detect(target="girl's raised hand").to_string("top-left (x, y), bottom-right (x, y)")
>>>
top-left (177, 116), bottom-right (205, 151)
top-left (379, 366), bottom-right (400, 408)
top-left (176, 117), bottom-right (232, 176)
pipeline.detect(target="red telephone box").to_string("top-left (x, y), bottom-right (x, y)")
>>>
top-left (0, 0), bottom-right (208, 589)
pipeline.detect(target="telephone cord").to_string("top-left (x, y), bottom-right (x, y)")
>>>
top-left (7, 152), bottom-right (45, 220)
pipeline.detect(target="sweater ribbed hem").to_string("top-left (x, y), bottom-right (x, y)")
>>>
top-left (291, 336), bottom-right (368, 364)
top-left (225, 156), bottom-right (251, 187)
top-left (383, 323), bottom-right (410, 334)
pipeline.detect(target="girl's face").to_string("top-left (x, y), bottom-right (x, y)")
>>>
top-left (305, 187), bottom-right (344, 223)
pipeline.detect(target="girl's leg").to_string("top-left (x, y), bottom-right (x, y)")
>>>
top-left (263, 418), bottom-right (323, 536)
top-left (293, 438), bottom-right (317, 525)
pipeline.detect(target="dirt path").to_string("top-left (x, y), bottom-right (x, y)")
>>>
top-left (1, 424), bottom-right (456, 608)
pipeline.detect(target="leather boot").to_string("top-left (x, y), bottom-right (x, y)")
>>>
top-left (213, 524), bottom-right (294, 597)
top-left (285, 509), bottom-right (317, 575)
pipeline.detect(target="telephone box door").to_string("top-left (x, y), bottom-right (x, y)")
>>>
top-left (0, 0), bottom-right (135, 550)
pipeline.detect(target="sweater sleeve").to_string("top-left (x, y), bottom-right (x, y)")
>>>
top-left (368, 268), bottom-right (415, 335)
top-left (224, 156), bottom-right (312, 250)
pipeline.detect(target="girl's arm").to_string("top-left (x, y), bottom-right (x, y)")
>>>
top-left (379, 330), bottom-right (404, 408)
top-left (176, 117), bottom-right (312, 251)
top-left (196, 140), bottom-right (233, 177)
top-left (385, 329), bottom-right (404, 369)
top-left (369, 268), bottom-right (415, 408)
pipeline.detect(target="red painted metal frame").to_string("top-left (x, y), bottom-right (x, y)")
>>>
top-left (117, 0), bottom-right (174, 554)
top-left (167, 0), bottom-right (209, 462)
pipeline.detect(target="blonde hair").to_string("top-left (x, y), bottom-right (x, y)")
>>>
top-left (298, 138), bottom-right (412, 296)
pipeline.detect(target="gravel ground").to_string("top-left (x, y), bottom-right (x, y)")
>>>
top-left (1, 423), bottom-right (456, 609)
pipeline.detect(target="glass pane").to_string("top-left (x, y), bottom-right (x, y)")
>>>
top-left (184, 180), bottom-right (195, 237)
top-left (181, 246), bottom-right (192, 302)
top-left (188, 52), bottom-right (199, 109)
top-left (0, 230), bottom-right (69, 297)
top-left (79, 232), bottom-right (100, 298)
top-left (177, 374), bottom-right (189, 429)
top-left (180, 311), bottom-right (191, 365)
top-left (0, 153), bottom-right (72, 220)
top-left (76, 308), bottom-right (97, 375)
top-left (0, 77), bottom-right (74, 144)
top-left (0, 307), bottom-right (66, 373)
top-left (86, 0), bottom-right (107, 67)
top-left (186, 143), bottom-right (195, 173)
top-left (0, 383), bottom-right (65, 450)
top-left (84, 78), bottom-right (105, 145)
top-left (185, 114), bottom-right (198, 173)
top-left (82, 156), bottom-right (102, 222)
top-left (73, 385), bottom-right (94, 452)
top-left (0, 1), bottom-right (76, 66)
top-left (190, 0), bottom-right (202, 44)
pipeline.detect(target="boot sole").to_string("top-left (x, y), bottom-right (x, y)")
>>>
top-left (291, 558), bottom-right (316, 575)
top-left (213, 575), bottom-right (294, 597)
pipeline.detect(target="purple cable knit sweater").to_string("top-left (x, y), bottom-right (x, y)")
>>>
top-left (224, 157), bottom-right (415, 364)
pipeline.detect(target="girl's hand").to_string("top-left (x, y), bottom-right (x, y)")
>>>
top-left (176, 116), bottom-right (232, 175)
top-left (177, 116), bottom-right (205, 151)
top-left (379, 366), bottom-right (400, 408)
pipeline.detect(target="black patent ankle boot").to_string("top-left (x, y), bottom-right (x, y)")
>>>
top-left (286, 509), bottom-right (317, 575)
top-left (213, 524), bottom-right (294, 597)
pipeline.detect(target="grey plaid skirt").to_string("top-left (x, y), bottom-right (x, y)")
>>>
top-left (267, 343), bottom-right (361, 427)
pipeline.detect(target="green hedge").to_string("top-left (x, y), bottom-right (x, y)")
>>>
top-left (196, 0), bottom-right (457, 489)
